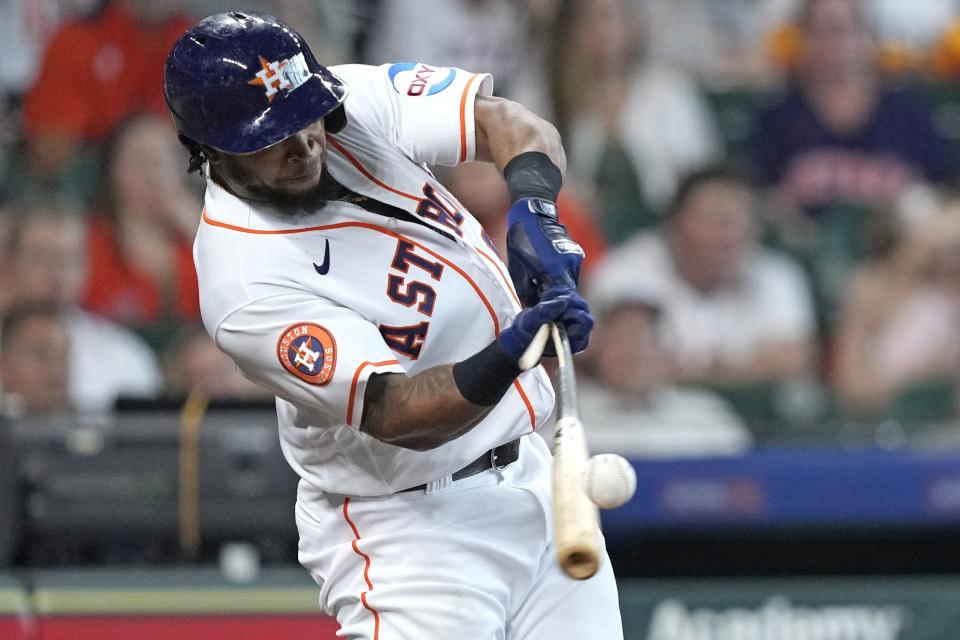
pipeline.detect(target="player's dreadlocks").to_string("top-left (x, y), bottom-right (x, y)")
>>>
top-left (179, 135), bottom-right (208, 174)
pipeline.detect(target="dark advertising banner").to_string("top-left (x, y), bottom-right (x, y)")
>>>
top-left (604, 449), bottom-right (960, 534)
top-left (619, 577), bottom-right (960, 640)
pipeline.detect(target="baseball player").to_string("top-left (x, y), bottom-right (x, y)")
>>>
top-left (164, 12), bottom-right (623, 639)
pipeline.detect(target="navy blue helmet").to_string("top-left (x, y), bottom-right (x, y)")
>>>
top-left (163, 11), bottom-right (348, 155)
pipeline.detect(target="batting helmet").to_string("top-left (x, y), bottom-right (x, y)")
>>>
top-left (163, 11), bottom-right (348, 155)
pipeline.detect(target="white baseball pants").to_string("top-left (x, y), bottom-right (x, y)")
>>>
top-left (295, 434), bottom-right (624, 639)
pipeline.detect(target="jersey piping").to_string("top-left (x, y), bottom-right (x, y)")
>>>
top-left (476, 247), bottom-right (521, 306)
top-left (459, 74), bottom-right (482, 162)
top-left (203, 213), bottom-right (502, 332)
top-left (347, 359), bottom-right (401, 426)
top-left (326, 136), bottom-right (421, 202)
top-left (343, 498), bottom-right (382, 639)
top-left (512, 380), bottom-right (536, 432)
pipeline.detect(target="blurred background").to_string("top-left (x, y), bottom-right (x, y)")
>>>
top-left (4, 0), bottom-right (960, 638)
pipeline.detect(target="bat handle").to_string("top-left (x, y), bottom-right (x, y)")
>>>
top-left (550, 323), bottom-right (579, 420)
top-left (518, 323), bottom-right (551, 371)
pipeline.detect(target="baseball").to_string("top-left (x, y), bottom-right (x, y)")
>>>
top-left (583, 454), bottom-right (637, 509)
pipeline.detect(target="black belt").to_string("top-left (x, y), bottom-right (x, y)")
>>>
top-left (400, 438), bottom-right (522, 493)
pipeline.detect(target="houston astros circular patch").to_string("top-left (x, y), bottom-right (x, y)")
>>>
top-left (277, 323), bottom-right (336, 385)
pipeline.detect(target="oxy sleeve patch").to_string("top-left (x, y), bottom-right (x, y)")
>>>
top-left (388, 62), bottom-right (457, 96)
top-left (276, 322), bottom-right (337, 385)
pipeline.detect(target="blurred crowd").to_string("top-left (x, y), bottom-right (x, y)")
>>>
top-left (5, 0), bottom-right (960, 457)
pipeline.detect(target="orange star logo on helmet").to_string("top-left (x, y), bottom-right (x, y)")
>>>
top-left (248, 52), bottom-right (311, 102)
top-left (248, 55), bottom-right (290, 102)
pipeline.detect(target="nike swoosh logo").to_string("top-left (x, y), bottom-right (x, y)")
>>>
top-left (313, 238), bottom-right (331, 275)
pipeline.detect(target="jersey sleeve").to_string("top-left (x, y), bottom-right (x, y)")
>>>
top-left (349, 62), bottom-right (494, 166)
top-left (214, 293), bottom-right (405, 427)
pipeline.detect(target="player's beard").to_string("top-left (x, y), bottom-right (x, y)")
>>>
top-left (245, 164), bottom-right (344, 218)
top-left (217, 159), bottom-right (344, 218)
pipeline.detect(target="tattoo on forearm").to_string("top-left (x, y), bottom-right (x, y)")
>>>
top-left (360, 366), bottom-right (488, 449)
top-left (397, 366), bottom-right (460, 407)
top-left (360, 372), bottom-right (389, 435)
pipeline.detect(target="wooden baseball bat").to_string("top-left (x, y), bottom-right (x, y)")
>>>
top-left (549, 323), bottom-right (601, 580)
top-left (518, 323), bottom-right (550, 371)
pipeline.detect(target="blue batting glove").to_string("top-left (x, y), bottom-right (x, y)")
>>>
top-left (498, 285), bottom-right (594, 366)
top-left (506, 198), bottom-right (585, 307)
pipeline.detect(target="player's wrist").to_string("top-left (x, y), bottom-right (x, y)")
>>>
top-left (503, 151), bottom-right (562, 203)
top-left (453, 340), bottom-right (522, 406)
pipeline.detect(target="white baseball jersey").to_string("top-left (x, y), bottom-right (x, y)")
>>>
top-left (195, 62), bottom-right (555, 497)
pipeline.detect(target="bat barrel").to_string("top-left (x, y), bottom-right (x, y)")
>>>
top-left (558, 543), bottom-right (601, 580)
top-left (552, 413), bottom-right (600, 580)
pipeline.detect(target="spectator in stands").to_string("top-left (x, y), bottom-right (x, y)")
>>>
top-left (440, 161), bottom-right (607, 278)
top-left (0, 202), bottom-right (9, 303)
top-left (363, 0), bottom-right (544, 108)
top-left (870, 0), bottom-right (956, 63)
top-left (578, 292), bottom-right (751, 457)
top-left (749, 0), bottom-right (959, 218)
top-left (769, 0), bottom-right (960, 76)
top-left (4, 205), bottom-right (163, 412)
top-left (0, 0), bottom-right (63, 95)
top-left (588, 165), bottom-right (816, 388)
top-left (0, 303), bottom-right (71, 414)
top-left (17, 0), bottom-right (192, 203)
top-left (3, 206), bottom-right (88, 316)
top-left (81, 112), bottom-right (202, 350)
top-left (551, 0), bottom-right (721, 243)
top-left (189, 0), bottom-right (355, 65)
top-left (0, 0), bottom-right (65, 192)
top-left (641, 0), bottom-right (796, 85)
top-left (162, 325), bottom-right (273, 401)
top-left (833, 200), bottom-right (960, 418)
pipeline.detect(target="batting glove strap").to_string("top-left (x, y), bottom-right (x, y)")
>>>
top-left (506, 198), bottom-right (584, 308)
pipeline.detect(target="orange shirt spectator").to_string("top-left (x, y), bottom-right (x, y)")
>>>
top-left (80, 113), bottom-right (203, 349)
top-left (20, 1), bottom-right (191, 190)
top-left (23, 1), bottom-right (191, 141)
top-left (82, 213), bottom-right (199, 331)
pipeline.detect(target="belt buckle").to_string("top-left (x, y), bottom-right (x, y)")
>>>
top-left (490, 445), bottom-right (509, 471)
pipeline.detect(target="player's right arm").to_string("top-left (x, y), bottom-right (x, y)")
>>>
top-left (215, 288), bottom-right (589, 451)
top-left (360, 285), bottom-right (591, 450)
top-left (360, 364), bottom-right (489, 451)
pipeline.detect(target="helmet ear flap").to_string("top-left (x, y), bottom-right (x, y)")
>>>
top-left (324, 105), bottom-right (347, 134)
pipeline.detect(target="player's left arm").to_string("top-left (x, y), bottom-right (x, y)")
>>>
top-left (380, 64), bottom-right (590, 325)
top-left (473, 94), bottom-right (566, 176)
top-left (474, 94), bottom-right (585, 308)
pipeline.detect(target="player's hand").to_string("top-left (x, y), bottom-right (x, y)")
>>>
top-left (506, 198), bottom-right (585, 307)
top-left (498, 285), bottom-right (594, 367)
